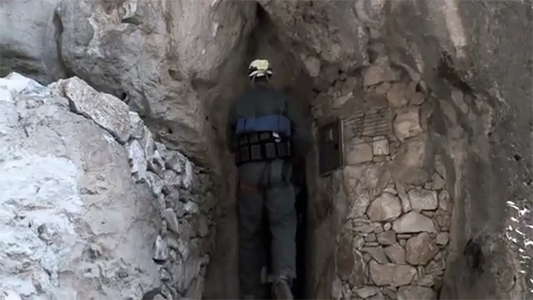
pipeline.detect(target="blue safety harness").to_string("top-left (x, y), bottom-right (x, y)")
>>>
top-left (235, 114), bottom-right (293, 165)
top-left (235, 115), bottom-right (292, 137)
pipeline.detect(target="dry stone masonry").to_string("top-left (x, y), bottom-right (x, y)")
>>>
top-left (0, 74), bottom-right (215, 299)
top-left (311, 56), bottom-right (453, 299)
top-left (1, 0), bottom-right (532, 299)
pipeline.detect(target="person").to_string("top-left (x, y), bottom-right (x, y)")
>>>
top-left (227, 59), bottom-right (311, 299)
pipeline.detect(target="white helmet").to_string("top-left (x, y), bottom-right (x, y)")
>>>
top-left (248, 59), bottom-right (273, 80)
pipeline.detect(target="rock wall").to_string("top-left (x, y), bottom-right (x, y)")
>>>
top-left (0, 74), bottom-right (214, 299)
top-left (0, 0), bottom-right (66, 82)
top-left (383, 1), bottom-right (533, 298)
top-left (1, 0), bottom-right (532, 299)
top-left (307, 58), bottom-right (452, 299)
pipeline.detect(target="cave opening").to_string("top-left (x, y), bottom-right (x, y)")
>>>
top-left (204, 3), bottom-right (317, 299)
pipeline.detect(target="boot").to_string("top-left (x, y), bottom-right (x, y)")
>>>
top-left (271, 277), bottom-right (293, 300)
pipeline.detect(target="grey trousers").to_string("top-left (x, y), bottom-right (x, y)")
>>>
top-left (238, 159), bottom-right (296, 297)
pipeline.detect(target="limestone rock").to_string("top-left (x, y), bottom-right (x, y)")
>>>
top-left (364, 64), bottom-right (398, 87)
top-left (384, 243), bottom-right (406, 264)
top-left (405, 233), bottom-right (438, 265)
top-left (369, 261), bottom-right (416, 286)
top-left (163, 209), bottom-right (180, 234)
top-left (153, 235), bottom-right (169, 264)
top-left (396, 183), bottom-right (412, 213)
top-left (436, 232), bottom-right (450, 246)
top-left (434, 209), bottom-right (451, 230)
top-left (410, 92), bottom-right (426, 105)
top-left (58, 77), bottom-right (131, 143)
top-left (365, 233), bottom-right (377, 242)
top-left (0, 291), bottom-right (22, 300)
top-left (368, 293), bottom-right (386, 300)
top-left (394, 108), bottom-right (423, 141)
top-left (363, 247), bottom-right (389, 264)
top-left (128, 139), bottom-right (148, 182)
top-left (408, 189), bottom-right (438, 211)
top-left (378, 231), bottom-right (397, 245)
top-left (129, 111), bottom-right (145, 139)
top-left (375, 82), bottom-right (391, 95)
top-left (57, 0), bottom-right (258, 163)
top-left (431, 173), bottom-right (446, 190)
top-left (392, 137), bottom-right (430, 185)
top-left (0, 0), bottom-right (65, 82)
top-left (438, 190), bottom-right (451, 211)
top-left (386, 82), bottom-right (408, 107)
top-left (355, 286), bottom-right (380, 298)
top-left (397, 286), bottom-right (436, 300)
top-left (393, 211), bottom-right (436, 233)
top-left (0, 74), bottom-right (161, 299)
top-left (367, 193), bottom-right (402, 221)
top-left (346, 141), bottom-right (373, 164)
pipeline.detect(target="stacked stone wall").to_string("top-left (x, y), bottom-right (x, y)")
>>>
top-left (310, 58), bottom-right (453, 300)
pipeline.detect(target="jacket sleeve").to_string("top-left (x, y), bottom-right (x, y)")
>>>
top-left (286, 96), bottom-right (313, 158)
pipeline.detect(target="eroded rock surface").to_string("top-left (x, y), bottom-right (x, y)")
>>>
top-left (0, 74), bottom-right (215, 299)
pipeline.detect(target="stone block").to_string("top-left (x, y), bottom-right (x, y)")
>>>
top-left (163, 208), bottom-right (180, 234)
top-left (384, 243), bottom-right (406, 264)
top-left (436, 232), bottom-right (449, 246)
top-left (346, 141), bottom-right (373, 164)
top-left (375, 82), bottom-right (391, 95)
top-left (410, 92), bottom-right (425, 105)
top-left (431, 173), bottom-right (446, 190)
top-left (438, 190), bottom-right (451, 211)
top-left (365, 233), bottom-right (377, 242)
top-left (408, 189), bottom-right (438, 211)
top-left (377, 231), bottom-right (397, 245)
top-left (393, 211), bottom-right (436, 233)
top-left (369, 261), bottom-right (416, 286)
top-left (384, 222), bottom-right (392, 231)
top-left (60, 77), bottom-right (131, 143)
top-left (364, 64), bottom-right (399, 87)
top-left (434, 209), bottom-right (451, 231)
top-left (363, 247), bottom-right (388, 264)
top-left (128, 139), bottom-right (147, 182)
top-left (367, 193), bottom-right (402, 221)
top-left (394, 107), bottom-right (423, 141)
top-left (128, 111), bottom-right (145, 139)
top-left (372, 137), bottom-right (390, 156)
top-left (153, 235), bottom-right (169, 264)
top-left (368, 293), bottom-right (386, 300)
top-left (405, 232), bottom-right (439, 265)
top-left (355, 286), bottom-right (379, 298)
top-left (396, 183), bottom-right (412, 213)
top-left (386, 82), bottom-right (408, 107)
top-left (397, 286), bottom-right (436, 300)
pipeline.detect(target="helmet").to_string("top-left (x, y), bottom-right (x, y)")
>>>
top-left (248, 59), bottom-right (273, 80)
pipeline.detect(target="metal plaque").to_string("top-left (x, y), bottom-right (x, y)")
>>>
top-left (318, 119), bottom-right (343, 175)
top-left (343, 105), bottom-right (392, 139)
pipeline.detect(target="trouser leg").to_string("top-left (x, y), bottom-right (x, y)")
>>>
top-left (266, 181), bottom-right (297, 279)
top-left (238, 163), bottom-right (268, 297)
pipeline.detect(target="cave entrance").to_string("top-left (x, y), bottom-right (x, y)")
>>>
top-left (203, 4), bottom-right (317, 299)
